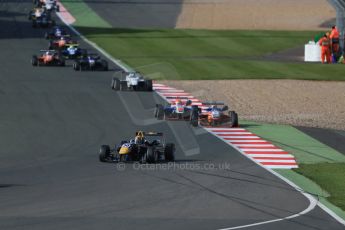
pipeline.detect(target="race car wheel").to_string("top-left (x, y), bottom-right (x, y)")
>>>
top-left (164, 143), bottom-right (175, 162)
top-left (31, 56), bottom-right (38, 66)
top-left (145, 79), bottom-right (153, 91)
top-left (99, 145), bottom-right (111, 162)
top-left (155, 104), bottom-right (164, 120)
top-left (56, 5), bottom-right (60, 12)
top-left (190, 105), bottom-right (199, 127)
top-left (140, 150), bottom-right (147, 163)
top-left (120, 81), bottom-right (127, 91)
top-left (229, 111), bottom-right (239, 127)
top-left (111, 77), bottom-right (120, 90)
top-left (146, 147), bottom-right (157, 163)
top-left (73, 62), bottom-right (80, 71)
top-left (59, 58), bottom-right (66, 66)
top-left (102, 60), bottom-right (108, 71)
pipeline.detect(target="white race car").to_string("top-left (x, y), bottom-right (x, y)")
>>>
top-left (42, 0), bottom-right (60, 12)
top-left (111, 71), bottom-right (153, 91)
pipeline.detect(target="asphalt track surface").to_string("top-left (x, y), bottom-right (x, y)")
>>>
top-left (0, 1), bottom-right (344, 230)
top-left (84, 0), bottom-right (183, 28)
top-left (296, 127), bottom-right (345, 155)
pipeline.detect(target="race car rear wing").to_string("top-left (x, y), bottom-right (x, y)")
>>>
top-left (166, 97), bottom-right (191, 100)
top-left (136, 131), bottom-right (163, 136)
top-left (202, 101), bottom-right (229, 111)
top-left (40, 49), bottom-right (56, 53)
top-left (202, 101), bottom-right (225, 106)
top-left (65, 43), bottom-right (79, 47)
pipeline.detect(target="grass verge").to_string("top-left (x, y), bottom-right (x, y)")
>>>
top-left (294, 163), bottom-right (345, 211)
top-left (76, 28), bottom-right (345, 80)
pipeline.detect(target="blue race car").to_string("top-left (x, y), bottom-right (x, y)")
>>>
top-left (61, 44), bottom-right (85, 60)
top-left (45, 26), bottom-right (69, 40)
top-left (73, 54), bottom-right (108, 71)
top-left (154, 98), bottom-right (199, 126)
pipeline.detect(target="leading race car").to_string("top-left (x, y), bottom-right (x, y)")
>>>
top-left (73, 53), bottom-right (108, 71)
top-left (154, 98), bottom-right (199, 126)
top-left (198, 101), bottom-right (238, 127)
top-left (45, 26), bottom-right (69, 40)
top-left (31, 50), bottom-right (65, 67)
top-left (42, 0), bottom-right (60, 12)
top-left (34, 0), bottom-right (59, 12)
top-left (99, 131), bottom-right (175, 163)
top-left (111, 71), bottom-right (153, 91)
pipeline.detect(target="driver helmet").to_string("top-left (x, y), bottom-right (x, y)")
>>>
top-left (175, 99), bottom-right (182, 106)
top-left (135, 131), bottom-right (145, 144)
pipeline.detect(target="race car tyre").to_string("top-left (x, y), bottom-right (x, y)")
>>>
top-left (73, 62), bottom-right (80, 71)
top-left (31, 56), bottom-right (38, 66)
top-left (99, 145), bottom-right (110, 162)
top-left (101, 60), bottom-right (108, 71)
top-left (155, 104), bottom-right (164, 120)
top-left (145, 79), bottom-right (153, 91)
top-left (190, 105), bottom-right (199, 127)
top-left (229, 111), bottom-right (238, 127)
top-left (111, 77), bottom-right (120, 90)
top-left (140, 151), bottom-right (147, 164)
top-left (164, 143), bottom-right (175, 161)
top-left (146, 147), bottom-right (157, 163)
top-left (56, 5), bottom-right (60, 12)
top-left (59, 56), bottom-right (66, 66)
top-left (120, 81), bottom-right (127, 91)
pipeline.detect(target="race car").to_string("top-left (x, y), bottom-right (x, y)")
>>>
top-left (99, 131), bottom-right (175, 163)
top-left (73, 54), bottom-right (108, 71)
top-left (42, 0), bottom-right (60, 12)
top-left (60, 44), bottom-right (86, 60)
top-left (28, 7), bottom-right (44, 20)
top-left (198, 101), bottom-right (238, 127)
top-left (31, 50), bottom-right (65, 67)
top-left (32, 11), bottom-right (55, 28)
top-left (154, 99), bottom-right (199, 126)
top-left (111, 71), bottom-right (153, 91)
top-left (45, 26), bottom-right (69, 40)
top-left (48, 36), bottom-right (77, 50)
top-left (34, 0), bottom-right (59, 12)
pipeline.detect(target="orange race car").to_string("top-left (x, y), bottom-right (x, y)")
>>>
top-left (48, 36), bottom-right (77, 50)
top-left (198, 101), bottom-right (238, 127)
top-left (31, 50), bottom-right (65, 67)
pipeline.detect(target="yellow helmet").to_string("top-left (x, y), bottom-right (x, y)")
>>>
top-left (135, 131), bottom-right (145, 144)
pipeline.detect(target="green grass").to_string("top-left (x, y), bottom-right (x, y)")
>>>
top-left (75, 28), bottom-right (345, 80)
top-left (294, 163), bottom-right (345, 211)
